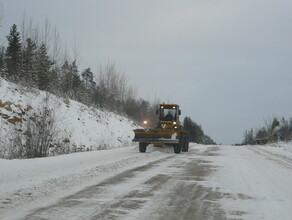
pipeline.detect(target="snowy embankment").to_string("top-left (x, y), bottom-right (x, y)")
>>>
top-left (257, 141), bottom-right (292, 156)
top-left (0, 77), bottom-right (138, 157)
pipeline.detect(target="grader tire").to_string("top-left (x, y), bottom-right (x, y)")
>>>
top-left (139, 142), bottom-right (147, 153)
top-left (174, 136), bottom-right (183, 154)
top-left (174, 144), bottom-right (181, 154)
top-left (183, 136), bottom-right (189, 152)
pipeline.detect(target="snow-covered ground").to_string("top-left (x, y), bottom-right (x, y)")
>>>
top-left (0, 143), bottom-right (291, 219)
top-left (202, 143), bottom-right (292, 220)
top-left (0, 77), bottom-right (138, 158)
top-left (0, 145), bottom-right (173, 219)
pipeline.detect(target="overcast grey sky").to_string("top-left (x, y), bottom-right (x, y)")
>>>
top-left (1, 0), bottom-right (291, 144)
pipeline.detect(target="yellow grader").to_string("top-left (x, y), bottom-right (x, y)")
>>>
top-left (132, 104), bottom-right (189, 154)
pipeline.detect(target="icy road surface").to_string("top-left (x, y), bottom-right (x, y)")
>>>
top-left (1, 144), bottom-right (292, 220)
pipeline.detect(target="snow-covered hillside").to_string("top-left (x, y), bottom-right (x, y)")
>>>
top-left (0, 77), bottom-right (138, 158)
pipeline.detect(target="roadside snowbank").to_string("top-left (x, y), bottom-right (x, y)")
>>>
top-left (0, 77), bottom-right (138, 157)
top-left (264, 141), bottom-right (292, 153)
top-left (244, 142), bottom-right (292, 159)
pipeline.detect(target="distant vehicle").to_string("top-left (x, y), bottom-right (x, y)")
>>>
top-left (132, 104), bottom-right (189, 154)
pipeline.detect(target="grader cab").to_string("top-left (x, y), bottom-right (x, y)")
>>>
top-left (132, 104), bottom-right (189, 154)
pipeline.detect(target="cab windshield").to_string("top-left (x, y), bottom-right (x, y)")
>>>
top-left (159, 108), bottom-right (177, 121)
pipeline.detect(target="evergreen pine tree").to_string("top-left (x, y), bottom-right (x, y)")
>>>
top-left (80, 67), bottom-right (97, 104)
top-left (243, 129), bottom-right (254, 145)
top-left (81, 67), bottom-right (95, 90)
top-left (36, 43), bottom-right (53, 90)
top-left (23, 38), bottom-right (37, 86)
top-left (0, 61), bottom-right (8, 78)
top-left (0, 47), bottom-right (8, 78)
top-left (50, 66), bottom-right (62, 94)
top-left (60, 60), bottom-right (71, 94)
top-left (255, 127), bottom-right (268, 139)
top-left (71, 61), bottom-right (83, 101)
top-left (60, 60), bottom-right (83, 100)
top-left (289, 118), bottom-right (292, 139)
top-left (0, 46), bottom-right (4, 70)
top-left (71, 61), bottom-right (82, 89)
top-left (183, 116), bottom-right (205, 143)
top-left (279, 117), bottom-right (289, 139)
top-left (5, 24), bottom-right (22, 80)
top-left (95, 76), bottom-right (107, 108)
top-left (271, 117), bottom-right (280, 131)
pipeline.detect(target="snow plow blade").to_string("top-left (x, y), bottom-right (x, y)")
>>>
top-left (132, 128), bottom-right (179, 144)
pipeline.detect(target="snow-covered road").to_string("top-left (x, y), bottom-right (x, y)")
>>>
top-left (1, 144), bottom-right (292, 219)
top-left (204, 145), bottom-right (292, 220)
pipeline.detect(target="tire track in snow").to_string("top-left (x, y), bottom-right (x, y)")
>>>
top-left (20, 146), bottom-right (228, 220)
top-left (247, 147), bottom-right (292, 169)
top-left (23, 156), bottom-right (175, 220)
top-left (0, 150), bottom-right (172, 220)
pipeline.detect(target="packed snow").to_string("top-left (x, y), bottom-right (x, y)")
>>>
top-left (0, 143), bottom-right (291, 219)
top-left (197, 143), bottom-right (292, 220)
top-left (0, 145), bottom-right (173, 219)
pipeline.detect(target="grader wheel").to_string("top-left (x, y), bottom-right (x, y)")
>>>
top-left (182, 136), bottom-right (189, 152)
top-left (139, 142), bottom-right (147, 153)
top-left (173, 136), bottom-right (183, 154)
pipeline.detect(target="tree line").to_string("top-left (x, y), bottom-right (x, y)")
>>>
top-left (0, 22), bottom-right (156, 121)
top-left (183, 117), bottom-right (216, 145)
top-left (242, 116), bottom-right (292, 145)
top-left (0, 16), bottom-right (215, 148)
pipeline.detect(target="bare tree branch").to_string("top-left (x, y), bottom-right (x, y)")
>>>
top-left (73, 34), bottom-right (81, 65)
top-left (51, 26), bottom-right (62, 67)
top-left (0, 2), bottom-right (4, 29)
